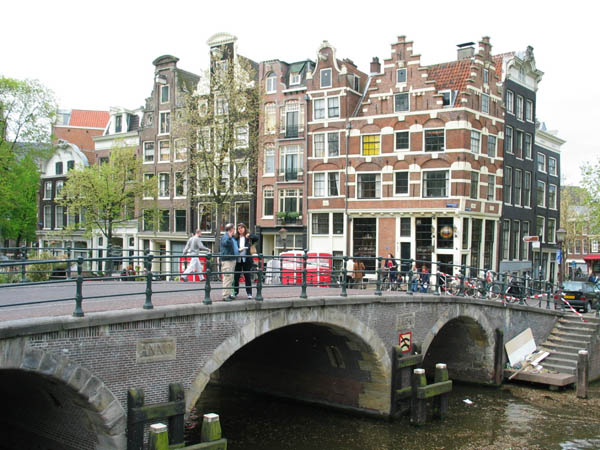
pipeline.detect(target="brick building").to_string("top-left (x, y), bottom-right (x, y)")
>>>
top-left (53, 109), bottom-right (109, 153)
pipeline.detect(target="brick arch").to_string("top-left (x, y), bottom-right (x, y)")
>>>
top-left (313, 162), bottom-right (342, 171)
top-left (422, 117), bottom-right (445, 128)
top-left (187, 308), bottom-right (392, 415)
top-left (0, 339), bottom-right (125, 449)
top-left (354, 161), bottom-right (383, 171)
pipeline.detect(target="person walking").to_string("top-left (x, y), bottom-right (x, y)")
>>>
top-left (410, 262), bottom-right (419, 292)
top-left (345, 257), bottom-right (354, 287)
top-left (182, 229), bottom-right (209, 281)
top-left (385, 253), bottom-right (398, 286)
top-left (232, 223), bottom-right (259, 299)
top-left (353, 259), bottom-right (365, 289)
top-left (220, 223), bottom-right (239, 301)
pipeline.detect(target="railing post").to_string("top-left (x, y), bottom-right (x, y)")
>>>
top-left (518, 275), bottom-right (525, 305)
top-left (501, 273), bottom-right (507, 303)
top-left (434, 261), bottom-right (441, 296)
top-left (255, 254), bottom-right (264, 301)
top-left (203, 254), bottom-right (212, 305)
top-left (66, 246), bottom-right (72, 280)
top-left (458, 265), bottom-right (466, 297)
top-left (144, 252), bottom-right (154, 310)
top-left (300, 250), bottom-right (308, 299)
top-left (341, 256), bottom-right (348, 297)
top-left (375, 256), bottom-right (382, 296)
top-left (20, 245), bottom-right (27, 283)
top-left (546, 282), bottom-right (552, 309)
top-left (407, 259), bottom-right (414, 296)
top-left (72, 256), bottom-right (84, 317)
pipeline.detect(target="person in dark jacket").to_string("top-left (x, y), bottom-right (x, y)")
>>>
top-left (232, 223), bottom-right (259, 299)
top-left (220, 223), bottom-right (239, 301)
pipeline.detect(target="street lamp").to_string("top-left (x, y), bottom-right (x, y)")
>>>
top-left (279, 227), bottom-right (288, 253)
top-left (557, 228), bottom-right (567, 287)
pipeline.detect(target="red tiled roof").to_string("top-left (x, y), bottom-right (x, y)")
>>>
top-left (492, 52), bottom-right (515, 79)
top-left (426, 59), bottom-right (472, 93)
top-left (68, 110), bottom-right (110, 128)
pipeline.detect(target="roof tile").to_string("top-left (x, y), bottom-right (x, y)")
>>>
top-left (69, 110), bottom-right (110, 128)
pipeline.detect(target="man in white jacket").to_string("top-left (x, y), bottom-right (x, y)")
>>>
top-left (182, 229), bottom-right (209, 281)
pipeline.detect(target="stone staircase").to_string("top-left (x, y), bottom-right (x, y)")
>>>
top-left (541, 315), bottom-right (600, 375)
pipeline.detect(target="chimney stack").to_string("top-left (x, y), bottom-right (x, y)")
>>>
top-left (370, 57), bottom-right (381, 74)
top-left (457, 42), bottom-right (475, 60)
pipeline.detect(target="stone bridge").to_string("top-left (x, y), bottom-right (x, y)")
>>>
top-left (0, 294), bottom-right (560, 449)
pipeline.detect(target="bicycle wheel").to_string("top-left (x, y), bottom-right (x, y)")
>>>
top-left (488, 283), bottom-right (501, 299)
top-left (449, 281), bottom-right (460, 296)
top-left (471, 279), bottom-right (484, 298)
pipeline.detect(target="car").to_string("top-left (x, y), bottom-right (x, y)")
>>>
top-left (557, 281), bottom-right (600, 313)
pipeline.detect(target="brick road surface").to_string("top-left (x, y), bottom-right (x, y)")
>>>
top-left (0, 280), bottom-right (405, 322)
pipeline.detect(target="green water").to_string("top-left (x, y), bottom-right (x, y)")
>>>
top-left (187, 383), bottom-right (600, 450)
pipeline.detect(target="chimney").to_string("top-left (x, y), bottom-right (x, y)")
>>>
top-left (370, 57), bottom-right (381, 74)
top-left (457, 42), bottom-right (475, 60)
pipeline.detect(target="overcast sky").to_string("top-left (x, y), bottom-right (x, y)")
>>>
top-left (3, 0), bottom-right (597, 185)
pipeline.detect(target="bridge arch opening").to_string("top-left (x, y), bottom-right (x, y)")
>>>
top-left (190, 312), bottom-right (392, 418)
top-left (422, 315), bottom-right (495, 383)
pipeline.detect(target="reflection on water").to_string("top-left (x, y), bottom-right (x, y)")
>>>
top-left (187, 383), bottom-right (600, 450)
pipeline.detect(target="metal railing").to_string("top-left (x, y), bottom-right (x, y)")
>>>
top-left (2, 247), bottom-right (596, 319)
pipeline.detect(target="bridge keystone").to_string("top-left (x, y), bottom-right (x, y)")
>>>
top-left (21, 347), bottom-right (44, 370)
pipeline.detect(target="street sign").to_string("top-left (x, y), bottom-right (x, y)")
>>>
top-left (399, 331), bottom-right (412, 354)
top-left (557, 249), bottom-right (562, 264)
top-left (523, 235), bottom-right (539, 242)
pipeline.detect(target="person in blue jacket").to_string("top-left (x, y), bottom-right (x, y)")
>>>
top-left (220, 223), bottom-right (239, 301)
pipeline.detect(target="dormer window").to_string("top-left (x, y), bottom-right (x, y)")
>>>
top-left (483, 68), bottom-right (489, 85)
top-left (55, 161), bottom-right (63, 175)
top-left (396, 68), bottom-right (407, 84)
top-left (320, 68), bottom-right (332, 88)
top-left (289, 72), bottom-right (301, 86)
top-left (160, 85), bottom-right (169, 103)
top-left (266, 73), bottom-right (277, 93)
top-left (441, 90), bottom-right (457, 107)
top-left (115, 115), bottom-right (122, 133)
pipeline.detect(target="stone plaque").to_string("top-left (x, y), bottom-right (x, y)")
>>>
top-left (136, 337), bottom-right (177, 363)
top-left (396, 313), bottom-right (415, 330)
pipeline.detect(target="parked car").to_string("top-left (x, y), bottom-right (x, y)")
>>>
top-left (556, 281), bottom-right (600, 312)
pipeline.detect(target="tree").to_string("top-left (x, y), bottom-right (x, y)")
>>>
top-left (57, 143), bottom-right (148, 267)
top-left (0, 76), bottom-right (56, 246)
top-left (581, 158), bottom-right (600, 235)
top-left (175, 52), bottom-right (259, 251)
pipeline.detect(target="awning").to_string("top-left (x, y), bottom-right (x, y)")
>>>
top-left (584, 254), bottom-right (600, 261)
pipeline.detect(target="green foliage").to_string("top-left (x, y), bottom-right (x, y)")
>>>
top-left (580, 159), bottom-right (600, 234)
top-left (25, 252), bottom-right (55, 282)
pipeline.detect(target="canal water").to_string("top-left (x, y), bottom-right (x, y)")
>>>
top-left (187, 382), bottom-right (600, 450)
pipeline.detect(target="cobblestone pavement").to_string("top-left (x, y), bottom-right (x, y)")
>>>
top-left (0, 280), bottom-right (408, 322)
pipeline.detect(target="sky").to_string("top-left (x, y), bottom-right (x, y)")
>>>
top-left (3, 0), bottom-right (597, 186)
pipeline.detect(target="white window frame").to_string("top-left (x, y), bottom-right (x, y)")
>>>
top-left (266, 73), bottom-right (277, 93)
top-left (174, 171), bottom-right (187, 198)
top-left (312, 213), bottom-right (330, 235)
top-left (483, 68), bottom-right (489, 85)
top-left (470, 171), bottom-right (479, 199)
top-left (506, 90), bottom-right (514, 114)
top-left (159, 111), bottom-right (170, 135)
top-left (394, 171), bottom-right (409, 196)
top-left (361, 134), bottom-right (381, 156)
top-left (470, 130), bottom-right (481, 154)
top-left (422, 170), bottom-right (450, 198)
top-left (43, 205), bottom-right (52, 229)
top-left (537, 152), bottom-right (546, 173)
top-left (524, 133), bottom-right (532, 159)
top-left (55, 180), bottom-right (64, 198)
top-left (356, 173), bottom-right (381, 199)
top-left (516, 95), bottom-right (524, 120)
top-left (327, 97), bottom-right (340, 118)
top-left (548, 157), bottom-right (557, 176)
top-left (548, 184), bottom-right (557, 209)
top-left (487, 135), bottom-right (496, 158)
top-left (158, 172), bottom-right (170, 199)
top-left (263, 187), bottom-right (274, 218)
top-left (395, 130), bottom-right (410, 151)
top-left (264, 103), bottom-right (277, 134)
top-left (396, 68), bottom-right (407, 84)
top-left (537, 216), bottom-right (545, 242)
top-left (504, 166), bottom-right (512, 204)
top-left (524, 171), bottom-right (531, 208)
top-left (487, 174), bottom-right (495, 200)
top-left (289, 72), bottom-right (301, 86)
top-left (320, 68), bottom-right (332, 88)
top-left (537, 180), bottom-right (546, 208)
top-left (313, 98), bottom-right (325, 120)
top-left (505, 126), bottom-right (513, 154)
top-left (547, 218), bottom-right (556, 244)
top-left (482, 94), bottom-right (489, 114)
top-left (235, 126), bottom-right (249, 148)
top-left (279, 145), bottom-right (303, 180)
top-left (424, 129), bottom-right (445, 152)
top-left (514, 169), bottom-right (522, 207)
top-left (143, 141), bottom-right (155, 163)
top-left (159, 140), bottom-right (170, 162)
top-left (313, 132), bottom-right (340, 158)
top-left (44, 181), bottom-right (53, 200)
top-left (263, 146), bottom-right (275, 176)
top-left (328, 172), bottom-right (340, 197)
top-left (55, 205), bottom-right (64, 229)
top-left (394, 93), bottom-right (409, 112)
top-left (143, 173), bottom-right (155, 200)
top-left (313, 173), bottom-right (326, 197)
top-left (278, 188), bottom-right (303, 214)
top-left (174, 139), bottom-right (187, 161)
top-left (525, 99), bottom-right (533, 122)
top-left (160, 85), bottom-right (170, 104)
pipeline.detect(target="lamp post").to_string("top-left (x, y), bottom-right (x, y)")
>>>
top-left (557, 227), bottom-right (567, 287)
top-left (279, 227), bottom-right (288, 253)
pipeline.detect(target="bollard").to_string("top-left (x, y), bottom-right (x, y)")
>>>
top-left (411, 368), bottom-right (427, 426)
top-left (201, 413), bottom-right (223, 442)
top-left (341, 256), bottom-right (348, 297)
top-left (432, 363), bottom-right (449, 419)
top-left (375, 256), bottom-right (382, 296)
top-left (144, 253), bottom-right (154, 309)
top-left (300, 250), bottom-right (308, 299)
top-left (255, 254), bottom-right (264, 301)
top-left (203, 254), bottom-right (212, 305)
top-left (148, 423), bottom-right (169, 450)
top-left (576, 350), bottom-right (589, 399)
top-left (72, 257), bottom-right (84, 317)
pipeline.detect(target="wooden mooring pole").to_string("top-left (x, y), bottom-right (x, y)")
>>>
top-left (576, 350), bottom-right (589, 399)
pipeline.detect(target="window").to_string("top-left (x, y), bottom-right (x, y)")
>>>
top-left (312, 213), bottom-right (329, 235)
top-left (524, 171), bottom-right (531, 207)
top-left (314, 132), bottom-right (338, 157)
top-left (328, 172), bottom-right (339, 196)
top-left (284, 101), bottom-right (299, 138)
top-left (159, 173), bottom-right (170, 198)
top-left (548, 184), bottom-right (557, 209)
top-left (215, 97), bottom-right (228, 115)
top-left (514, 169), bottom-right (522, 206)
top-left (198, 204), bottom-right (214, 232)
top-left (115, 115), bottom-right (122, 133)
top-left (159, 140), bottom-right (170, 162)
top-left (314, 173), bottom-right (325, 197)
top-left (395, 171), bottom-right (409, 195)
top-left (263, 188), bottom-right (274, 216)
top-left (394, 93), bottom-right (409, 112)
top-left (361, 135), bottom-right (380, 156)
top-left (536, 216), bottom-right (545, 242)
top-left (515, 130), bottom-right (523, 158)
top-left (525, 100), bottom-right (533, 122)
top-left (55, 180), bottom-right (64, 197)
top-left (327, 132), bottom-right (339, 157)
top-left (487, 135), bottom-right (496, 158)
top-left (143, 173), bottom-right (155, 199)
top-left (44, 181), bottom-right (52, 200)
top-left (328, 97), bottom-right (339, 118)
top-left (320, 68), bottom-right (332, 88)
top-left (264, 146), bottom-right (275, 175)
top-left (521, 221), bottom-right (530, 260)
top-left (264, 103), bottom-right (276, 134)
top-left (487, 174), bottom-right (495, 200)
top-left (175, 172), bottom-right (186, 197)
top-left (424, 129), bottom-right (444, 151)
top-left (333, 213), bottom-right (344, 234)
top-left (483, 68), bottom-right (489, 85)
top-left (502, 220), bottom-right (510, 260)
top-left (144, 142), bottom-right (155, 162)
top-left (524, 133), bottom-right (532, 159)
top-left (266, 73), bottom-right (277, 93)
top-left (504, 166), bottom-right (512, 204)
top-left (160, 85), bottom-right (169, 103)
top-left (55, 206), bottom-right (64, 229)
top-left (470, 172), bottom-right (479, 199)
top-left (396, 68), bottom-right (407, 83)
top-left (505, 126), bottom-right (513, 154)
top-left (67, 160), bottom-right (74, 171)
top-left (537, 153), bottom-right (546, 172)
top-left (512, 220), bottom-right (520, 260)
top-left (42, 205), bottom-right (51, 229)
top-left (516, 96), bottom-right (524, 120)
top-left (357, 174), bottom-right (381, 199)
top-left (400, 217), bottom-right (411, 237)
top-left (159, 210), bottom-right (169, 232)
top-left (441, 90), bottom-right (456, 107)
top-left (279, 189), bottom-right (302, 213)
top-left (175, 139), bottom-right (187, 161)
top-left (234, 163), bottom-right (249, 193)
top-left (423, 170), bottom-right (449, 198)
top-left (55, 161), bottom-right (63, 175)
top-left (548, 157), bottom-right (557, 176)
top-left (506, 90), bottom-right (514, 114)
top-left (159, 111), bottom-right (170, 134)
top-left (313, 99), bottom-right (325, 120)
top-left (235, 202), bottom-right (250, 226)
top-left (289, 72), bottom-right (301, 85)
top-left (279, 146), bottom-right (302, 181)
top-left (482, 94), bottom-right (489, 114)
top-left (470, 130), bottom-right (481, 153)
top-left (236, 127), bottom-right (249, 147)
top-left (395, 131), bottom-right (409, 151)
top-left (350, 74), bottom-right (360, 91)
top-left (536, 180), bottom-right (546, 207)
top-left (547, 218), bottom-right (556, 244)
top-left (175, 210), bottom-right (186, 232)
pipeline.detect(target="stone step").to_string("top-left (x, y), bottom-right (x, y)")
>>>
top-left (543, 355), bottom-right (577, 368)
top-left (549, 332), bottom-right (591, 343)
top-left (560, 315), bottom-right (600, 325)
top-left (539, 349), bottom-right (579, 362)
top-left (542, 342), bottom-right (585, 354)
top-left (558, 319), bottom-right (599, 330)
top-left (542, 362), bottom-right (576, 375)
top-left (556, 324), bottom-right (596, 335)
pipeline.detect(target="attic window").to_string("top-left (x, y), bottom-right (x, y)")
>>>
top-left (320, 69), bottom-right (332, 88)
top-left (289, 72), bottom-right (301, 85)
top-left (396, 68), bottom-right (407, 83)
top-left (441, 90), bottom-right (457, 107)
